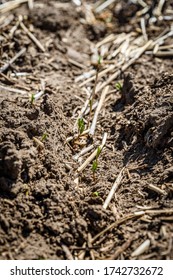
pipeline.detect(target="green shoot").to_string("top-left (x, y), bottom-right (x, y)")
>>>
top-left (91, 146), bottom-right (102, 180)
top-left (115, 82), bottom-right (122, 91)
top-left (98, 55), bottom-right (102, 65)
top-left (41, 133), bottom-right (48, 142)
top-left (88, 98), bottom-right (93, 128)
top-left (78, 118), bottom-right (85, 135)
top-left (30, 93), bottom-right (35, 105)
top-left (92, 160), bottom-right (98, 173)
top-left (92, 191), bottom-right (99, 197)
top-left (92, 160), bottom-right (98, 181)
top-left (96, 146), bottom-right (101, 159)
top-left (106, 16), bottom-right (112, 23)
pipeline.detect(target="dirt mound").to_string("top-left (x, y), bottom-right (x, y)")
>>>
top-left (116, 72), bottom-right (173, 150)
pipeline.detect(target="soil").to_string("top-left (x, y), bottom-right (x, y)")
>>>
top-left (0, 0), bottom-right (173, 260)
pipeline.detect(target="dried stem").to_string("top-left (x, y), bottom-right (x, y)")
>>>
top-left (77, 132), bottom-right (107, 173)
top-left (88, 233), bottom-right (95, 260)
top-left (0, 0), bottom-right (28, 14)
top-left (0, 48), bottom-right (26, 73)
top-left (89, 86), bottom-right (109, 136)
top-left (19, 19), bottom-right (45, 52)
top-left (73, 144), bottom-right (95, 161)
top-left (91, 212), bottom-right (144, 244)
top-left (0, 84), bottom-right (28, 95)
top-left (145, 183), bottom-right (167, 195)
top-left (103, 167), bottom-right (125, 210)
top-left (61, 243), bottom-right (74, 260)
top-left (109, 237), bottom-right (133, 260)
top-left (96, 40), bottom-right (152, 93)
top-left (131, 239), bottom-right (150, 257)
top-left (95, 0), bottom-right (117, 13)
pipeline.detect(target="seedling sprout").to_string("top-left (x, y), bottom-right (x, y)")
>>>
top-left (30, 93), bottom-right (35, 105)
top-left (78, 118), bottom-right (85, 135)
top-left (91, 146), bottom-right (102, 180)
top-left (115, 81), bottom-right (122, 91)
top-left (41, 133), bottom-right (48, 142)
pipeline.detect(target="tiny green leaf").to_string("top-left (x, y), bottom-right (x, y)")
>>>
top-left (93, 191), bottom-right (99, 197)
top-left (92, 160), bottom-right (98, 173)
top-left (115, 82), bottom-right (122, 91)
top-left (78, 118), bottom-right (85, 135)
top-left (98, 55), bottom-right (102, 65)
top-left (30, 93), bottom-right (35, 104)
top-left (42, 133), bottom-right (48, 141)
top-left (96, 146), bottom-right (102, 159)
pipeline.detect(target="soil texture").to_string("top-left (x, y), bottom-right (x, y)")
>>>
top-left (0, 0), bottom-right (173, 260)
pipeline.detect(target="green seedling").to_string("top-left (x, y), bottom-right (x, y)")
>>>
top-left (88, 98), bottom-right (93, 128)
top-left (92, 160), bottom-right (98, 173)
top-left (41, 133), bottom-right (48, 142)
top-left (78, 118), bottom-right (85, 135)
top-left (30, 93), bottom-right (35, 105)
top-left (115, 81), bottom-right (123, 91)
top-left (106, 16), bottom-right (112, 23)
top-left (89, 98), bottom-right (93, 113)
top-left (98, 55), bottom-right (102, 65)
top-left (96, 146), bottom-right (101, 158)
top-left (92, 191), bottom-right (100, 197)
top-left (92, 146), bottom-right (102, 181)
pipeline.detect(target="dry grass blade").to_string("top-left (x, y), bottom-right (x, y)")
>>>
top-left (140, 17), bottom-right (148, 41)
top-left (95, 0), bottom-right (117, 13)
top-left (136, 6), bottom-right (150, 17)
top-left (19, 19), bottom-right (45, 52)
top-left (109, 238), bottom-right (133, 260)
top-left (145, 209), bottom-right (173, 215)
top-left (0, 84), bottom-right (28, 95)
top-left (131, 239), bottom-right (150, 257)
top-left (68, 58), bottom-right (86, 69)
top-left (103, 167), bottom-right (125, 210)
top-left (77, 132), bottom-right (107, 173)
top-left (75, 69), bottom-right (96, 83)
top-left (88, 233), bottom-right (95, 260)
top-left (77, 242), bottom-right (87, 260)
top-left (89, 86), bottom-right (109, 136)
top-left (0, 0), bottom-right (29, 14)
top-left (28, 0), bottom-right (34, 10)
top-left (154, 0), bottom-right (166, 16)
top-left (61, 243), bottom-right (74, 260)
top-left (79, 65), bottom-right (116, 88)
top-left (154, 50), bottom-right (173, 57)
top-left (136, 0), bottom-right (147, 8)
top-left (73, 144), bottom-right (95, 161)
top-left (0, 72), bottom-right (15, 84)
top-left (153, 30), bottom-right (173, 47)
top-left (145, 183), bottom-right (167, 195)
top-left (0, 14), bottom-right (14, 28)
top-left (0, 47), bottom-right (26, 73)
top-left (91, 212), bottom-right (144, 244)
top-left (84, 101), bottom-right (98, 116)
top-left (66, 129), bottom-right (89, 143)
top-left (33, 137), bottom-right (44, 149)
top-left (96, 34), bottom-right (116, 48)
top-left (96, 40), bottom-right (152, 93)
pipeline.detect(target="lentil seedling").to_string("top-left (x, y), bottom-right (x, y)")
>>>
top-left (92, 146), bottom-right (102, 181)
top-left (115, 81), bottom-right (122, 91)
top-left (78, 117), bottom-right (85, 135)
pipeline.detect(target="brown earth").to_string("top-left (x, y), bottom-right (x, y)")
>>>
top-left (0, 0), bottom-right (173, 260)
